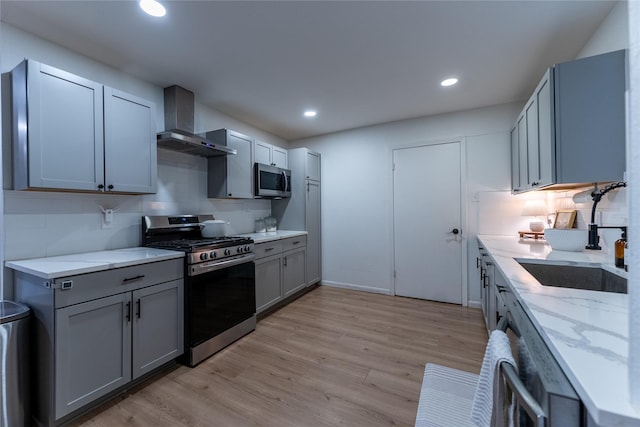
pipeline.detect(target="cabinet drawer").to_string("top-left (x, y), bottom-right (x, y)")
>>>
top-left (54, 259), bottom-right (183, 308)
top-left (282, 236), bottom-right (307, 251)
top-left (254, 241), bottom-right (284, 259)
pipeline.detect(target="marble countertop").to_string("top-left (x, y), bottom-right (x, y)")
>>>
top-left (477, 235), bottom-right (638, 426)
top-left (240, 230), bottom-right (307, 244)
top-left (5, 247), bottom-right (185, 279)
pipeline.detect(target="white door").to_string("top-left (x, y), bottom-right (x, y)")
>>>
top-left (393, 141), bottom-right (463, 304)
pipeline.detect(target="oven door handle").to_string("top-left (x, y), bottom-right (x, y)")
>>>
top-left (190, 254), bottom-right (255, 275)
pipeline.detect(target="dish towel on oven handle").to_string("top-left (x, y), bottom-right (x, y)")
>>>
top-left (470, 329), bottom-right (516, 427)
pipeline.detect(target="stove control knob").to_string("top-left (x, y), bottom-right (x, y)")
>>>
top-left (244, 245), bottom-right (251, 252)
top-left (224, 249), bottom-right (231, 256)
top-left (199, 253), bottom-right (208, 261)
top-left (237, 247), bottom-right (243, 253)
top-left (209, 251), bottom-right (217, 258)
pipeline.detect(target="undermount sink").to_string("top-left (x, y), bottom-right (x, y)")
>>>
top-left (517, 261), bottom-right (627, 294)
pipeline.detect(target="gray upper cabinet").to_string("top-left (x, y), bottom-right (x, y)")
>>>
top-left (12, 60), bottom-right (105, 191)
top-left (254, 140), bottom-right (288, 168)
top-left (104, 88), bottom-right (157, 193)
top-left (11, 59), bottom-right (157, 194)
top-left (511, 50), bottom-right (626, 193)
top-left (305, 150), bottom-right (321, 182)
top-left (207, 129), bottom-right (254, 199)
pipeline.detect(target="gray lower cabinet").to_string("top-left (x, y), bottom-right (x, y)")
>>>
top-left (55, 293), bottom-right (132, 418)
top-left (14, 258), bottom-right (183, 426)
top-left (283, 246), bottom-right (306, 297)
top-left (255, 236), bottom-right (307, 314)
top-left (255, 253), bottom-right (283, 312)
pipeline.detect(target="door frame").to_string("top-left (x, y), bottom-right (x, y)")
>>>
top-left (390, 137), bottom-right (469, 306)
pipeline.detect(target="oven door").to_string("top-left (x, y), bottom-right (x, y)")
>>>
top-left (187, 255), bottom-right (256, 353)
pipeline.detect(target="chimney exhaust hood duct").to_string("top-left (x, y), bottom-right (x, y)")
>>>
top-left (157, 85), bottom-right (236, 157)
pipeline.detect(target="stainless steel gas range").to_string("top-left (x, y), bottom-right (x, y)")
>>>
top-left (142, 214), bottom-right (256, 366)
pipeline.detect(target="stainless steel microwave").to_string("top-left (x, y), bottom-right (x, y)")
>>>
top-left (255, 163), bottom-right (291, 198)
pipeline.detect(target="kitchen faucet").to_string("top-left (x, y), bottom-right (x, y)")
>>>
top-left (585, 181), bottom-right (627, 250)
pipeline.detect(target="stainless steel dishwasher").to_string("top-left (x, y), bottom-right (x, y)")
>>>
top-left (500, 284), bottom-right (582, 426)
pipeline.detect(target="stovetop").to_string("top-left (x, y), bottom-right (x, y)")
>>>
top-left (149, 236), bottom-right (253, 251)
top-left (141, 215), bottom-right (254, 265)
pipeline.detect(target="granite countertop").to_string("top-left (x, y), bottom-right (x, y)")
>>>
top-left (477, 235), bottom-right (638, 426)
top-left (240, 230), bottom-right (307, 244)
top-left (5, 247), bottom-right (185, 279)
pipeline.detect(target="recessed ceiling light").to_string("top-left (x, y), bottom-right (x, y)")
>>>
top-left (140, 0), bottom-right (166, 17)
top-left (441, 78), bottom-right (458, 87)
top-left (304, 110), bottom-right (317, 118)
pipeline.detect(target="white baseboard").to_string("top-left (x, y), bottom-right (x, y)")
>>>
top-left (321, 281), bottom-right (392, 295)
top-left (467, 300), bottom-right (482, 309)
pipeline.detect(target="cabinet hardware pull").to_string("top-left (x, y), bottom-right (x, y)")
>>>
top-left (123, 275), bottom-right (145, 283)
top-left (283, 257), bottom-right (287, 267)
top-left (293, 241), bottom-right (300, 245)
top-left (98, 184), bottom-right (104, 189)
top-left (107, 184), bottom-right (114, 190)
top-left (126, 302), bottom-right (131, 322)
top-left (265, 247), bottom-right (274, 252)
top-left (476, 257), bottom-right (481, 268)
top-left (136, 299), bottom-right (141, 319)
top-left (486, 261), bottom-right (493, 266)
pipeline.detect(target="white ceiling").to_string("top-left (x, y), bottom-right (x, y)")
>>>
top-left (0, 1), bottom-right (617, 141)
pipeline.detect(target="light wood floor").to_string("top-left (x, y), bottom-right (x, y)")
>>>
top-left (71, 286), bottom-right (488, 427)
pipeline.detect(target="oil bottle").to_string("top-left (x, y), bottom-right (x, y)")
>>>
top-left (615, 228), bottom-right (627, 268)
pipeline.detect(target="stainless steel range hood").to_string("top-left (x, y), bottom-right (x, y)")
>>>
top-left (157, 86), bottom-right (236, 157)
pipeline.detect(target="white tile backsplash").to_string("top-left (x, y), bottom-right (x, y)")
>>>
top-left (2, 148), bottom-right (271, 261)
top-left (477, 186), bottom-right (628, 256)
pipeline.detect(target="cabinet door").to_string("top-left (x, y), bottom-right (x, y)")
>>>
top-left (104, 87), bottom-right (157, 193)
top-left (306, 180), bottom-right (321, 285)
top-left (26, 60), bottom-right (105, 191)
top-left (510, 126), bottom-right (520, 193)
top-left (255, 254), bottom-right (283, 313)
top-left (226, 132), bottom-right (254, 198)
top-left (283, 247), bottom-right (306, 297)
top-left (535, 71), bottom-right (554, 187)
top-left (55, 293), bottom-right (131, 419)
top-left (272, 146), bottom-right (288, 168)
top-left (526, 69), bottom-right (554, 189)
top-left (132, 279), bottom-right (183, 379)
top-left (305, 151), bottom-right (321, 181)
top-left (254, 140), bottom-right (272, 165)
top-left (525, 96), bottom-right (540, 188)
top-left (516, 114), bottom-right (528, 191)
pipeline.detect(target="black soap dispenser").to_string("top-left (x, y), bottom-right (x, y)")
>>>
top-left (615, 228), bottom-right (627, 268)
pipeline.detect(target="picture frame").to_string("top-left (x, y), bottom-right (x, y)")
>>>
top-left (553, 210), bottom-right (577, 229)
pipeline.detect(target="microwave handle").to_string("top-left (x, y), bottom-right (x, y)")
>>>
top-left (282, 170), bottom-right (289, 191)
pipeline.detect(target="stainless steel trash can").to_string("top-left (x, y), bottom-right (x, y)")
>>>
top-left (1, 300), bottom-right (30, 427)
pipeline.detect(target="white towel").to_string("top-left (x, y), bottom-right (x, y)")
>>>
top-left (470, 330), bottom-right (516, 427)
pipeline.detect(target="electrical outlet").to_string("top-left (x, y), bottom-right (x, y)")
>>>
top-left (102, 209), bottom-right (114, 229)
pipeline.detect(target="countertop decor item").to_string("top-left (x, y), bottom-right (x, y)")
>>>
top-left (543, 228), bottom-right (587, 252)
top-left (521, 200), bottom-right (548, 232)
top-left (553, 209), bottom-right (577, 229)
top-left (265, 217), bottom-right (277, 232)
